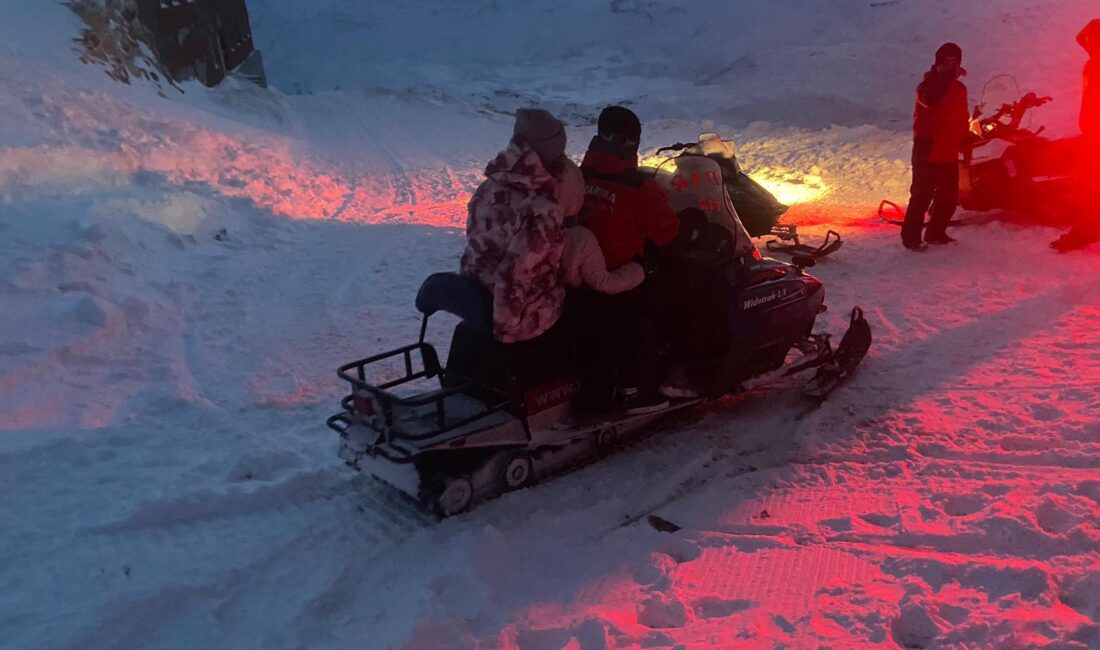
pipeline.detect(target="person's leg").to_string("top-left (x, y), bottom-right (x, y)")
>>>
top-left (1051, 135), bottom-right (1100, 251)
top-left (902, 139), bottom-right (935, 248)
top-left (687, 270), bottom-right (731, 393)
top-left (615, 282), bottom-right (667, 412)
top-left (617, 285), bottom-right (659, 394)
top-left (926, 161), bottom-right (960, 242)
top-left (662, 268), bottom-right (728, 393)
top-left (1079, 136), bottom-right (1100, 238)
top-left (652, 266), bottom-right (693, 376)
top-left (566, 290), bottom-right (616, 415)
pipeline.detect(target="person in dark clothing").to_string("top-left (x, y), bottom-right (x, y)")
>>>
top-left (581, 107), bottom-right (683, 267)
top-left (575, 106), bottom-right (685, 415)
top-left (901, 42), bottom-right (970, 250)
top-left (651, 253), bottom-right (730, 398)
top-left (1051, 19), bottom-right (1100, 252)
top-left (564, 278), bottom-right (660, 416)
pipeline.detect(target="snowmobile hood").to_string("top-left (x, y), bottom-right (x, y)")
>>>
top-left (581, 146), bottom-right (638, 174)
top-left (1080, 19), bottom-right (1100, 56)
top-left (483, 137), bottom-right (556, 191)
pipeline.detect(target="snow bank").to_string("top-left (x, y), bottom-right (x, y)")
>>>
top-left (1, 0), bottom-right (1098, 648)
top-left (249, 0), bottom-right (1098, 133)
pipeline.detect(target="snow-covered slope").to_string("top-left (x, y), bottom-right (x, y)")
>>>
top-left (249, 0), bottom-right (1096, 133)
top-left (1, 1), bottom-right (1098, 648)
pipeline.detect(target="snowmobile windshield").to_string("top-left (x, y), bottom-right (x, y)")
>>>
top-left (686, 132), bottom-right (740, 172)
top-left (655, 155), bottom-right (754, 258)
top-left (981, 74), bottom-right (1019, 110)
top-left (979, 75), bottom-right (1033, 129)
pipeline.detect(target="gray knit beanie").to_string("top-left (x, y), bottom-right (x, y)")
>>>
top-left (513, 108), bottom-right (567, 163)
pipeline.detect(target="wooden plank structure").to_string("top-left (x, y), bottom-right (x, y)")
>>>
top-left (135, 0), bottom-right (257, 87)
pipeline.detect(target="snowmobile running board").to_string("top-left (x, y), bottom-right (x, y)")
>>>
top-left (333, 399), bottom-right (703, 517)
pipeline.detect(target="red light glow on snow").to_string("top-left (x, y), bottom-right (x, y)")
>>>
top-left (134, 130), bottom-right (475, 228)
top-left (0, 134), bottom-right (474, 229)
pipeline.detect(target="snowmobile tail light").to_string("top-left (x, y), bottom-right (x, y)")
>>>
top-left (353, 393), bottom-right (376, 417)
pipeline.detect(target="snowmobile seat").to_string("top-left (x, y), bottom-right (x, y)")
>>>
top-left (445, 319), bottom-right (574, 419)
top-left (415, 272), bottom-right (492, 336)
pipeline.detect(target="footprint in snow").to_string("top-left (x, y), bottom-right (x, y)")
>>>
top-left (935, 493), bottom-right (989, 517)
top-left (860, 512), bottom-right (900, 528)
top-left (692, 596), bottom-right (753, 619)
top-left (226, 449), bottom-right (303, 482)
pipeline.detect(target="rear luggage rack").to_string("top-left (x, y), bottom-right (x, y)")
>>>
top-left (326, 341), bottom-right (512, 446)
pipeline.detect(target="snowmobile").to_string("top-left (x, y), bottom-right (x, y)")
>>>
top-left (327, 145), bottom-right (871, 518)
top-left (880, 75), bottom-right (1081, 225)
top-left (652, 132), bottom-right (843, 260)
top-left (958, 76), bottom-right (1080, 216)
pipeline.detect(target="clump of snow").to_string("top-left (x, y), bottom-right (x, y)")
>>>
top-left (892, 601), bottom-right (943, 649)
top-left (638, 593), bottom-right (689, 629)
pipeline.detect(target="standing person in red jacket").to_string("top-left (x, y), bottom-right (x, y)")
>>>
top-left (1051, 19), bottom-right (1100, 252)
top-left (901, 43), bottom-right (970, 250)
top-left (576, 106), bottom-right (683, 414)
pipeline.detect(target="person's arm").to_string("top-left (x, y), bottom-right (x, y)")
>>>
top-left (573, 229), bottom-right (644, 293)
top-left (638, 179), bottom-right (683, 248)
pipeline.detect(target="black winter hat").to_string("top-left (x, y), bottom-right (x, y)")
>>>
top-left (935, 42), bottom-right (963, 64)
top-left (597, 106), bottom-right (642, 143)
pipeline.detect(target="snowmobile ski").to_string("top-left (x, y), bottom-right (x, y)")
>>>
top-left (798, 306), bottom-right (871, 399)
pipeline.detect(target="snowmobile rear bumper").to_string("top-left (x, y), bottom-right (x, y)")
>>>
top-left (765, 228), bottom-right (843, 261)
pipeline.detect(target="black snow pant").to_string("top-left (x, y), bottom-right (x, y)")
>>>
top-left (653, 265), bottom-right (730, 393)
top-left (565, 283), bottom-right (659, 415)
top-left (902, 137), bottom-right (960, 246)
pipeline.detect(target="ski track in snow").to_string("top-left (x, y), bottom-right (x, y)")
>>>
top-left (2, 0), bottom-right (1100, 648)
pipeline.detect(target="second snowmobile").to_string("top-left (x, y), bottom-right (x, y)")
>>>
top-left (958, 77), bottom-right (1080, 216)
top-left (327, 141), bottom-right (871, 518)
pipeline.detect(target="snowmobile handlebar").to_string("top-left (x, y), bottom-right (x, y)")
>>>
top-left (655, 142), bottom-right (694, 154)
top-left (968, 92), bottom-right (1053, 150)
